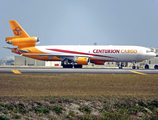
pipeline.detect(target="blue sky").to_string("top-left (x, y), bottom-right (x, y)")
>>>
top-left (1, 0), bottom-right (158, 59)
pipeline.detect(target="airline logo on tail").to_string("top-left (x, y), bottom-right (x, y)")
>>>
top-left (9, 20), bottom-right (29, 37)
top-left (13, 27), bottom-right (22, 36)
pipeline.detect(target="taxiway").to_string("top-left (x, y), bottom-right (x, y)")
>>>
top-left (0, 67), bottom-right (158, 74)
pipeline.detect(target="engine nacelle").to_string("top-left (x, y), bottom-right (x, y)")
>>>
top-left (76, 57), bottom-right (89, 65)
top-left (93, 61), bottom-right (104, 65)
top-left (6, 37), bottom-right (40, 47)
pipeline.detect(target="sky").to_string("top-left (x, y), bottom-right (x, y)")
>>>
top-left (0, 0), bottom-right (158, 59)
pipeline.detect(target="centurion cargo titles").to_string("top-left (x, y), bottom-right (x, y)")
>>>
top-left (93, 49), bottom-right (137, 54)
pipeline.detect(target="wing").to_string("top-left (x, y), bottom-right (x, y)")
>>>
top-left (21, 53), bottom-right (89, 61)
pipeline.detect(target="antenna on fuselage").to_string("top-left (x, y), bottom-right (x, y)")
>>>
top-left (94, 43), bottom-right (97, 45)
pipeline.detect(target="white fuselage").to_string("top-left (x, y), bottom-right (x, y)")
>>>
top-left (35, 45), bottom-right (156, 62)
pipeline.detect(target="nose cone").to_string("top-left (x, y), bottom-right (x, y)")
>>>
top-left (146, 52), bottom-right (156, 59)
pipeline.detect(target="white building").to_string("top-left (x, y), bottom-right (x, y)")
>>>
top-left (14, 56), bottom-right (61, 67)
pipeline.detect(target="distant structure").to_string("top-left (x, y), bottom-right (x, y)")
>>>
top-left (14, 56), bottom-right (61, 67)
top-left (0, 58), bottom-right (14, 65)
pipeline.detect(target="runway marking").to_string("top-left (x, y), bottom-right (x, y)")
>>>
top-left (131, 71), bottom-right (147, 75)
top-left (12, 70), bottom-right (22, 74)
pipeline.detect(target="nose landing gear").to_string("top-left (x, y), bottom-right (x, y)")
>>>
top-left (145, 64), bottom-right (149, 69)
top-left (132, 62), bottom-right (139, 69)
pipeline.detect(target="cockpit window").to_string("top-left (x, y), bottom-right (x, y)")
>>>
top-left (150, 50), bottom-right (154, 52)
top-left (146, 50), bottom-right (150, 53)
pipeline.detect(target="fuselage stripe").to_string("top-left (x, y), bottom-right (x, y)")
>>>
top-left (47, 49), bottom-right (114, 58)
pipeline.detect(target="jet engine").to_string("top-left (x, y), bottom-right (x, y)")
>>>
top-left (6, 37), bottom-right (40, 47)
top-left (75, 57), bottom-right (89, 65)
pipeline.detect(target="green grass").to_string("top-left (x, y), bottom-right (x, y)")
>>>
top-left (0, 73), bottom-right (158, 119)
top-left (0, 73), bottom-right (158, 98)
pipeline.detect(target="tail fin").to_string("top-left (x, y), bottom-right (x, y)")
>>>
top-left (9, 20), bottom-right (29, 38)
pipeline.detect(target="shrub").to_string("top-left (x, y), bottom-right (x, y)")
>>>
top-left (138, 101), bottom-right (147, 107)
top-left (150, 100), bottom-right (158, 107)
top-left (33, 107), bottom-right (43, 114)
top-left (69, 110), bottom-right (75, 117)
top-left (2, 110), bottom-right (8, 115)
top-left (28, 108), bottom-right (33, 111)
top-left (36, 102), bottom-right (42, 106)
top-left (0, 103), bottom-right (5, 107)
top-left (53, 106), bottom-right (63, 115)
top-left (76, 115), bottom-right (91, 120)
top-left (58, 99), bottom-right (63, 103)
top-left (49, 100), bottom-right (57, 104)
top-left (43, 108), bottom-right (50, 114)
top-left (6, 105), bottom-right (14, 110)
top-left (66, 110), bottom-right (75, 119)
top-left (128, 106), bottom-right (139, 114)
top-left (140, 107), bottom-right (148, 113)
top-left (47, 115), bottom-right (57, 120)
top-left (62, 98), bottom-right (71, 103)
top-left (103, 112), bottom-right (127, 120)
top-left (13, 108), bottom-right (18, 113)
top-left (18, 104), bottom-right (27, 114)
top-left (18, 103), bottom-right (25, 108)
top-left (12, 114), bottom-right (21, 119)
top-left (114, 102), bottom-right (120, 107)
top-left (79, 106), bottom-right (91, 114)
top-left (0, 115), bottom-right (10, 120)
top-left (148, 105), bottom-right (155, 110)
top-left (104, 106), bottom-right (109, 110)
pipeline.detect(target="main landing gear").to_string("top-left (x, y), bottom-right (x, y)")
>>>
top-left (132, 62), bottom-right (139, 69)
top-left (62, 64), bottom-right (82, 68)
top-left (144, 64), bottom-right (149, 69)
top-left (118, 62), bottom-right (124, 69)
top-left (132, 63), bottom-right (150, 69)
top-left (61, 61), bottom-right (82, 68)
top-left (154, 65), bottom-right (158, 69)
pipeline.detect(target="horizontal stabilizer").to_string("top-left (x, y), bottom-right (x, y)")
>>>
top-left (3, 47), bottom-right (28, 53)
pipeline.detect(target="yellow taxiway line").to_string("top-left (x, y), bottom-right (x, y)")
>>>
top-left (12, 70), bottom-right (22, 74)
top-left (131, 71), bottom-right (147, 75)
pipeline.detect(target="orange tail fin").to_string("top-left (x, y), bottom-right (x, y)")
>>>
top-left (9, 20), bottom-right (29, 37)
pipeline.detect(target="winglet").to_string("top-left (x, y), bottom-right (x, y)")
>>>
top-left (9, 20), bottom-right (29, 37)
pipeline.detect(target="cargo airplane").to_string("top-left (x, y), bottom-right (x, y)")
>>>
top-left (4, 20), bottom-right (156, 69)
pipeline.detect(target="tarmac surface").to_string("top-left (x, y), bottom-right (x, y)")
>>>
top-left (0, 67), bottom-right (158, 74)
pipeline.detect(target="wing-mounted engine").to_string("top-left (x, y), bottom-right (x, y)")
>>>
top-left (75, 57), bottom-right (90, 65)
top-left (6, 37), bottom-right (40, 47)
top-left (59, 57), bottom-right (90, 68)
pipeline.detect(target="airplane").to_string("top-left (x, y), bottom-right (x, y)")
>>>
top-left (4, 20), bottom-right (156, 69)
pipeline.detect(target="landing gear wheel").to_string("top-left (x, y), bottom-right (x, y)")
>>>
top-left (68, 65), bottom-right (73, 68)
top-left (74, 65), bottom-right (82, 68)
top-left (63, 65), bottom-right (73, 68)
top-left (154, 65), bottom-right (158, 69)
top-left (132, 66), bottom-right (136, 69)
top-left (145, 64), bottom-right (149, 69)
top-left (119, 67), bottom-right (122, 69)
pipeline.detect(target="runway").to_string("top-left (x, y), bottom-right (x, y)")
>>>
top-left (0, 67), bottom-right (158, 74)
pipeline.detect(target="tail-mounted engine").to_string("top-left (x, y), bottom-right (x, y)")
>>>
top-left (5, 37), bottom-right (40, 47)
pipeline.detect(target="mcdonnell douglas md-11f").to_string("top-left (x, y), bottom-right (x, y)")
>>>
top-left (4, 20), bottom-right (156, 69)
